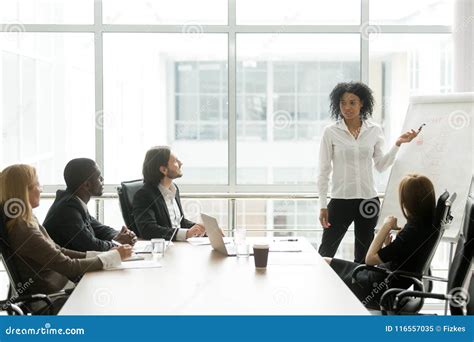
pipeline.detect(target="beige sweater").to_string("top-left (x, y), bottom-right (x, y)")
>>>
top-left (7, 217), bottom-right (104, 295)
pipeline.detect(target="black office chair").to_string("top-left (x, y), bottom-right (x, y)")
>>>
top-left (0, 205), bottom-right (68, 315)
top-left (117, 179), bottom-right (144, 236)
top-left (351, 190), bottom-right (455, 314)
top-left (389, 196), bottom-right (474, 315)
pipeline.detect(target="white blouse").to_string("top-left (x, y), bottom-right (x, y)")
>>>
top-left (317, 119), bottom-right (399, 208)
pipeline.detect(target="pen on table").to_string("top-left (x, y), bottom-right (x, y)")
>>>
top-left (274, 238), bottom-right (298, 242)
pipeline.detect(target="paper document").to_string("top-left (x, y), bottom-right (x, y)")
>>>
top-left (123, 254), bottom-right (145, 262)
top-left (133, 241), bottom-right (152, 253)
top-left (187, 237), bottom-right (233, 246)
top-left (269, 242), bottom-right (302, 252)
top-left (133, 240), bottom-right (174, 253)
top-left (106, 260), bottom-right (162, 270)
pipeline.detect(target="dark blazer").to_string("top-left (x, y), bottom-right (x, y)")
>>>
top-left (132, 182), bottom-right (194, 240)
top-left (43, 190), bottom-right (118, 252)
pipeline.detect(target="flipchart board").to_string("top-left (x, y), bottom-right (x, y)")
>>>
top-left (378, 93), bottom-right (473, 241)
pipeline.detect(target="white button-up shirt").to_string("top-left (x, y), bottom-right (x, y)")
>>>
top-left (317, 119), bottom-right (399, 208)
top-left (158, 183), bottom-right (187, 241)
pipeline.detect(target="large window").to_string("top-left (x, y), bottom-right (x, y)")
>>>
top-left (102, 0), bottom-right (227, 25)
top-left (0, 33), bottom-right (95, 184)
top-left (236, 0), bottom-right (360, 25)
top-left (0, 0), bottom-right (455, 234)
top-left (102, 33), bottom-right (228, 184)
top-left (370, 0), bottom-right (453, 25)
top-left (0, 0), bottom-right (93, 24)
top-left (174, 61), bottom-right (228, 141)
top-left (236, 34), bottom-right (360, 185)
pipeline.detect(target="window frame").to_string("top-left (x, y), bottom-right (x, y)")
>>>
top-left (0, 0), bottom-right (452, 194)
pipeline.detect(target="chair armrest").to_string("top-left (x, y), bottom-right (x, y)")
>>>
top-left (379, 288), bottom-right (406, 315)
top-left (352, 266), bottom-right (424, 290)
top-left (422, 274), bottom-right (448, 283)
top-left (394, 290), bottom-right (447, 310)
top-left (0, 300), bottom-right (24, 315)
top-left (386, 270), bottom-right (422, 282)
top-left (386, 270), bottom-right (448, 284)
top-left (14, 294), bottom-right (53, 314)
top-left (386, 271), bottom-right (424, 291)
top-left (380, 287), bottom-right (427, 314)
top-left (0, 294), bottom-right (52, 315)
top-left (50, 289), bottom-right (72, 297)
top-left (4, 291), bottom-right (69, 315)
top-left (351, 264), bottom-right (391, 283)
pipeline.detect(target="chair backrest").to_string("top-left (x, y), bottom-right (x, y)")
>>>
top-left (420, 190), bottom-right (454, 275)
top-left (448, 196), bottom-right (474, 315)
top-left (116, 179), bottom-right (143, 235)
top-left (467, 272), bottom-right (474, 315)
top-left (463, 196), bottom-right (474, 243)
top-left (0, 205), bottom-right (22, 298)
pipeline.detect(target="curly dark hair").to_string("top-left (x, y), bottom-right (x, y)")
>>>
top-left (329, 82), bottom-right (375, 121)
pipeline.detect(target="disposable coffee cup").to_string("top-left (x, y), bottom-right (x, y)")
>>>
top-left (253, 243), bottom-right (270, 268)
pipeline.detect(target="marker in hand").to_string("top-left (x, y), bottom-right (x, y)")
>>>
top-left (417, 123), bottom-right (426, 133)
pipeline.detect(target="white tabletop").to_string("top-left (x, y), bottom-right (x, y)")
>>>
top-left (60, 238), bottom-right (369, 315)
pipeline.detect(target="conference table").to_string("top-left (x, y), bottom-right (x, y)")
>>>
top-left (60, 237), bottom-right (369, 315)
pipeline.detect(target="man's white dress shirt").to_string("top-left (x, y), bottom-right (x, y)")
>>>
top-left (158, 183), bottom-right (187, 241)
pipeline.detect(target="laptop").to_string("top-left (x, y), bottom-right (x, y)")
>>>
top-left (201, 213), bottom-right (302, 255)
top-left (201, 213), bottom-right (252, 256)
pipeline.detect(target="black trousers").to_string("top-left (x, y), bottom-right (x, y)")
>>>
top-left (318, 197), bottom-right (380, 263)
top-left (330, 258), bottom-right (388, 309)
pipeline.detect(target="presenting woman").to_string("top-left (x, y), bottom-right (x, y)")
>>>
top-left (318, 82), bottom-right (418, 262)
top-left (0, 164), bottom-right (132, 314)
top-left (325, 174), bottom-right (437, 308)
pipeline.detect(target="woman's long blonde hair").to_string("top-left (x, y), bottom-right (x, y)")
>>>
top-left (0, 164), bottom-right (37, 229)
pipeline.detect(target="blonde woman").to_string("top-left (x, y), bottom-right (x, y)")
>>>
top-left (0, 164), bottom-right (132, 314)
